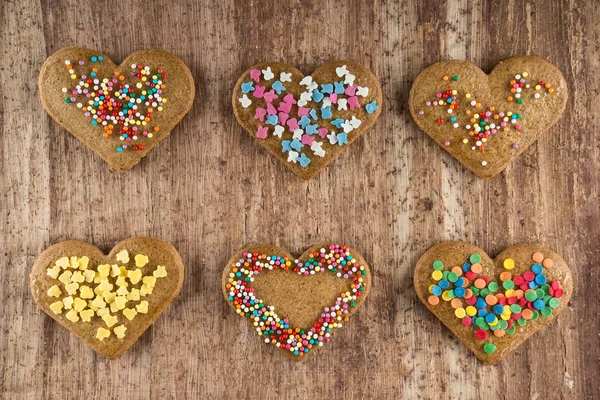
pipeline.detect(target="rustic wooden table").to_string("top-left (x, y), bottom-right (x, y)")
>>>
top-left (1, 0), bottom-right (598, 399)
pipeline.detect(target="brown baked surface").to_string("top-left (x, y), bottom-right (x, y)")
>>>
top-left (222, 243), bottom-right (371, 361)
top-left (39, 47), bottom-right (195, 171)
top-left (232, 61), bottom-right (383, 180)
top-left (409, 56), bottom-right (568, 179)
top-left (30, 237), bottom-right (184, 359)
top-left (414, 242), bottom-right (573, 364)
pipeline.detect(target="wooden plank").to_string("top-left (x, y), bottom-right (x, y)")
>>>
top-left (1, 0), bottom-right (598, 398)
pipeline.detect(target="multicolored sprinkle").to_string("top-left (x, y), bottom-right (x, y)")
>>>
top-left (225, 244), bottom-right (368, 358)
top-left (237, 65), bottom-right (378, 168)
top-left (427, 251), bottom-right (564, 354)
top-left (61, 56), bottom-right (167, 153)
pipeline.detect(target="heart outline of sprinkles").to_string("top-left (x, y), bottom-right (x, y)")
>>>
top-left (414, 242), bottom-right (573, 364)
top-left (232, 61), bottom-right (383, 180)
top-left (409, 56), bottom-right (568, 179)
top-left (222, 243), bottom-right (371, 361)
top-left (29, 237), bottom-right (184, 359)
top-left (39, 47), bottom-right (194, 171)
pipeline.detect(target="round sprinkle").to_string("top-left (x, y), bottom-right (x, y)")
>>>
top-left (431, 270), bottom-right (443, 281)
top-left (542, 258), bottom-right (554, 268)
top-left (428, 295), bottom-right (440, 305)
top-left (503, 258), bottom-right (515, 270)
top-left (470, 254), bottom-right (482, 264)
top-left (432, 260), bottom-right (444, 270)
top-left (532, 252), bottom-right (544, 263)
top-left (483, 343), bottom-right (497, 354)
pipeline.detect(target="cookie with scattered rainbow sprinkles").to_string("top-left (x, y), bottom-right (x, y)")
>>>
top-left (232, 61), bottom-right (383, 180)
top-left (30, 237), bottom-right (184, 359)
top-left (39, 47), bottom-right (194, 171)
top-left (222, 243), bottom-right (371, 361)
top-left (409, 56), bottom-right (568, 179)
top-left (414, 242), bottom-right (572, 364)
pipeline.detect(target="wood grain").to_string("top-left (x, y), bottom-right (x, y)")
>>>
top-left (1, 0), bottom-right (598, 399)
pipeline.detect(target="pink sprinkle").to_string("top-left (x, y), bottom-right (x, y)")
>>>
top-left (278, 102), bottom-right (292, 113)
top-left (301, 134), bottom-right (315, 146)
top-left (286, 118), bottom-right (299, 131)
top-left (515, 124), bottom-right (521, 130)
top-left (297, 107), bottom-right (310, 117)
top-left (266, 103), bottom-right (277, 115)
top-left (250, 69), bottom-right (262, 82)
top-left (426, 101), bottom-right (431, 106)
top-left (254, 108), bottom-right (267, 121)
top-left (278, 112), bottom-right (289, 125)
top-left (263, 89), bottom-right (277, 103)
top-left (444, 141), bottom-right (450, 146)
top-left (348, 96), bottom-right (360, 110)
top-left (282, 94), bottom-right (296, 104)
top-left (256, 125), bottom-right (268, 139)
top-left (329, 93), bottom-right (338, 104)
top-left (344, 85), bottom-right (357, 96)
top-left (436, 92), bottom-right (442, 98)
top-left (317, 128), bottom-right (328, 138)
top-left (253, 85), bottom-right (265, 98)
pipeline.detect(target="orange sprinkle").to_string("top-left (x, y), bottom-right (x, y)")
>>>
top-left (485, 294), bottom-right (498, 305)
top-left (450, 298), bottom-right (462, 309)
top-left (532, 252), bottom-right (544, 263)
top-left (451, 266), bottom-right (463, 276)
top-left (470, 263), bottom-right (482, 274)
top-left (428, 295), bottom-right (439, 305)
top-left (522, 309), bottom-right (533, 320)
top-left (507, 96), bottom-right (513, 102)
top-left (499, 271), bottom-right (512, 281)
top-left (474, 278), bottom-right (486, 289)
top-left (543, 258), bottom-right (554, 268)
top-left (464, 289), bottom-right (473, 299)
top-left (514, 290), bottom-right (524, 299)
top-left (494, 329), bottom-right (506, 338)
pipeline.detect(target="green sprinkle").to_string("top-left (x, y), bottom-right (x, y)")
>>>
top-left (510, 304), bottom-right (522, 314)
top-left (549, 297), bottom-right (560, 309)
top-left (483, 343), bottom-right (497, 354)
top-left (433, 260), bottom-right (444, 270)
top-left (525, 290), bottom-right (537, 301)
top-left (506, 326), bottom-right (516, 335)
top-left (453, 75), bottom-right (459, 81)
top-left (470, 254), bottom-right (481, 263)
top-left (488, 282), bottom-right (499, 292)
top-left (471, 287), bottom-right (480, 296)
top-left (517, 99), bottom-right (524, 104)
top-left (498, 320), bottom-right (508, 330)
top-left (480, 288), bottom-right (490, 297)
top-left (448, 272), bottom-right (459, 283)
top-left (503, 280), bottom-right (515, 290)
top-left (542, 307), bottom-right (553, 317)
top-left (442, 270), bottom-right (449, 280)
top-left (518, 318), bottom-right (527, 326)
top-left (476, 317), bottom-right (487, 328)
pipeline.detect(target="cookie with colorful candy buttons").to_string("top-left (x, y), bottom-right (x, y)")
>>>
top-left (414, 242), bottom-right (572, 364)
top-left (409, 56), bottom-right (568, 179)
top-left (30, 237), bottom-right (184, 359)
top-left (39, 47), bottom-right (194, 171)
top-left (222, 243), bottom-right (371, 361)
top-left (232, 61), bottom-right (383, 180)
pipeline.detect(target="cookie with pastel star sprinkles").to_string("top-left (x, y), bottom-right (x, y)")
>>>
top-left (232, 61), bottom-right (383, 180)
top-left (30, 237), bottom-right (184, 359)
top-left (39, 48), bottom-right (194, 171)
top-left (222, 243), bottom-right (371, 361)
top-left (409, 56), bottom-right (568, 179)
top-left (414, 242), bottom-right (573, 364)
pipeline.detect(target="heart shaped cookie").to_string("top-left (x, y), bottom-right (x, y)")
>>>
top-left (222, 243), bottom-right (371, 360)
top-left (232, 61), bottom-right (382, 180)
top-left (409, 56), bottom-right (568, 179)
top-left (39, 47), bottom-right (195, 171)
top-left (30, 237), bottom-right (184, 359)
top-left (414, 242), bottom-right (572, 364)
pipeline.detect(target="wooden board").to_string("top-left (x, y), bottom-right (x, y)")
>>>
top-left (1, 0), bottom-right (598, 398)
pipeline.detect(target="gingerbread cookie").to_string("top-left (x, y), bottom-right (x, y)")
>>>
top-left (222, 243), bottom-right (371, 360)
top-left (39, 48), bottom-right (194, 171)
top-left (232, 61), bottom-right (383, 180)
top-left (30, 237), bottom-right (184, 359)
top-left (414, 242), bottom-right (572, 364)
top-left (409, 56), bottom-right (568, 179)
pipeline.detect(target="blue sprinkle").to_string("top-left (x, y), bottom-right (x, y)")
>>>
top-left (531, 263), bottom-right (543, 274)
top-left (321, 83), bottom-right (334, 94)
top-left (478, 309), bottom-right (488, 317)
top-left (438, 280), bottom-right (449, 289)
top-left (266, 115), bottom-right (278, 125)
top-left (535, 274), bottom-right (547, 285)
top-left (485, 313), bottom-right (496, 323)
top-left (312, 89), bottom-right (324, 103)
top-left (241, 81), bottom-right (255, 93)
top-left (298, 115), bottom-right (311, 128)
top-left (475, 298), bottom-right (486, 309)
top-left (309, 109), bottom-right (318, 120)
top-left (305, 124), bottom-right (318, 135)
top-left (281, 140), bottom-right (292, 153)
top-left (533, 299), bottom-right (545, 310)
top-left (298, 153), bottom-right (311, 167)
top-left (455, 277), bottom-right (464, 287)
top-left (91, 56), bottom-right (97, 62)
top-left (271, 80), bottom-right (286, 94)
top-left (454, 287), bottom-right (465, 298)
top-left (528, 281), bottom-right (538, 290)
top-left (321, 106), bottom-right (332, 119)
top-left (493, 305), bottom-right (505, 315)
top-left (98, 56), bottom-right (103, 61)
top-left (91, 120), bottom-right (98, 126)
top-left (366, 100), bottom-right (379, 114)
top-left (290, 139), bottom-right (304, 151)
top-left (462, 262), bottom-right (471, 272)
top-left (117, 147), bottom-right (123, 152)
top-left (331, 118), bottom-right (344, 129)
top-left (336, 133), bottom-right (348, 146)
top-left (334, 81), bottom-right (345, 94)
top-left (431, 286), bottom-right (442, 296)
top-left (471, 316), bottom-right (477, 324)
